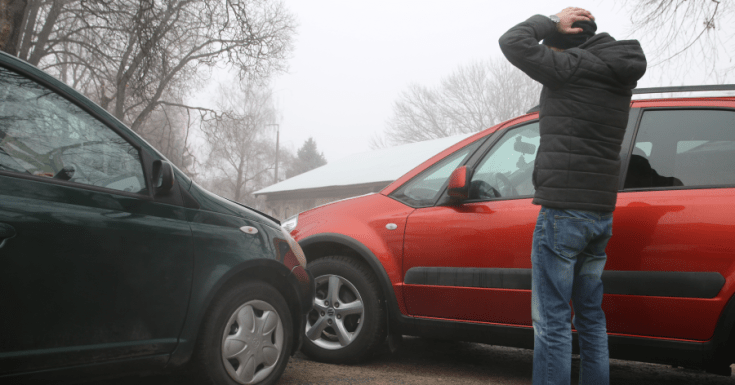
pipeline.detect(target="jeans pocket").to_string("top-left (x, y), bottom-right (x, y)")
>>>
top-left (553, 215), bottom-right (593, 258)
top-left (535, 211), bottom-right (546, 229)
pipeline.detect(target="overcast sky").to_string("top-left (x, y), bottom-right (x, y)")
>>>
top-left (202, 1), bottom-right (724, 164)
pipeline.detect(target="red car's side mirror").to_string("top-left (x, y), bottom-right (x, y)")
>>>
top-left (448, 166), bottom-right (471, 200)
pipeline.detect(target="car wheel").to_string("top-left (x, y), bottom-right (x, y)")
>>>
top-left (301, 256), bottom-right (386, 363)
top-left (191, 281), bottom-right (293, 385)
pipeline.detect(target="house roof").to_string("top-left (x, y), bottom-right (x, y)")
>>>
top-left (254, 134), bottom-right (472, 195)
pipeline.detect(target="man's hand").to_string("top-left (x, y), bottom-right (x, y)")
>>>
top-left (554, 7), bottom-right (594, 34)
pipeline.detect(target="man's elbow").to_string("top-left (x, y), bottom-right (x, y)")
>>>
top-left (498, 33), bottom-right (511, 50)
top-left (498, 34), bottom-right (511, 54)
top-left (498, 33), bottom-right (517, 59)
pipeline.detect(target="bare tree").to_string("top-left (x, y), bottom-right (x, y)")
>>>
top-left (621, 0), bottom-right (734, 79)
top-left (200, 82), bottom-right (280, 206)
top-left (136, 96), bottom-right (198, 176)
top-left (375, 58), bottom-right (541, 147)
top-left (11, 0), bottom-right (295, 177)
top-left (0, 0), bottom-right (28, 55)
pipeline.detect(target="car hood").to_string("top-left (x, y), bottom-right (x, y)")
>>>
top-left (302, 193), bottom-right (376, 215)
top-left (188, 182), bottom-right (280, 228)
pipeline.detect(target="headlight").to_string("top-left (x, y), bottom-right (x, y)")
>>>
top-left (281, 214), bottom-right (298, 233)
top-left (280, 227), bottom-right (307, 269)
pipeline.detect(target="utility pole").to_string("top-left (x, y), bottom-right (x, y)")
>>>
top-left (266, 124), bottom-right (280, 183)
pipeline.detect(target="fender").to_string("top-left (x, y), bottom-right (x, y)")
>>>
top-left (702, 290), bottom-right (735, 368)
top-left (299, 233), bottom-right (410, 330)
top-left (168, 258), bottom-right (298, 367)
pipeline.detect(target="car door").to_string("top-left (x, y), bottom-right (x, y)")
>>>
top-left (0, 65), bottom-right (194, 373)
top-left (402, 121), bottom-right (540, 325)
top-left (608, 107), bottom-right (735, 342)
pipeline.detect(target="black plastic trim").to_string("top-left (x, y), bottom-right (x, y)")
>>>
top-left (404, 267), bottom-right (725, 299)
top-left (180, 183), bottom-right (201, 209)
top-left (632, 84), bottom-right (735, 94)
top-left (399, 310), bottom-right (733, 369)
top-left (396, 315), bottom-right (708, 367)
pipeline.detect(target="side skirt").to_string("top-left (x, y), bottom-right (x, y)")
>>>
top-left (0, 354), bottom-right (170, 384)
top-left (395, 316), bottom-right (708, 369)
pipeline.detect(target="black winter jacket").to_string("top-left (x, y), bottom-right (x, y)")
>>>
top-left (499, 15), bottom-right (647, 212)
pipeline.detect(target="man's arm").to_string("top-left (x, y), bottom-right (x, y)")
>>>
top-left (498, 8), bottom-right (593, 89)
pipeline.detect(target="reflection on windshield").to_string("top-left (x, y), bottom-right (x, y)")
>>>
top-left (0, 67), bottom-right (145, 193)
top-left (471, 122), bottom-right (540, 199)
top-left (391, 141), bottom-right (481, 207)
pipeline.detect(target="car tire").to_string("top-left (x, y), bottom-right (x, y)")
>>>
top-left (191, 281), bottom-right (293, 385)
top-left (301, 256), bottom-right (386, 364)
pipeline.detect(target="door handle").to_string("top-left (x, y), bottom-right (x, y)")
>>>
top-left (0, 223), bottom-right (16, 248)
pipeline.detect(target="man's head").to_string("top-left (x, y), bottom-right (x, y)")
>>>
top-left (543, 19), bottom-right (597, 51)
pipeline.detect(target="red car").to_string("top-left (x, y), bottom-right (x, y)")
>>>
top-left (283, 85), bottom-right (735, 376)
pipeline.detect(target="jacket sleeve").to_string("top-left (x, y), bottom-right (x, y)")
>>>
top-left (498, 15), bottom-right (582, 90)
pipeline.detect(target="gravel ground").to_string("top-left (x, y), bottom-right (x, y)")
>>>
top-left (92, 336), bottom-right (735, 385)
top-left (277, 337), bottom-right (735, 385)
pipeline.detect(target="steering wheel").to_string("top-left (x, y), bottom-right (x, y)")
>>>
top-left (470, 180), bottom-right (501, 199)
top-left (494, 172), bottom-right (519, 197)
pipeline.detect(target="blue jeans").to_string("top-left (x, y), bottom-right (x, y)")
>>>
top-left (531, 207), bottom-right (612, 385)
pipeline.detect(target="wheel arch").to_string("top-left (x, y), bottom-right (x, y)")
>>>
top-left (169, 258), bottom-right (304, 367)
top-left (705, 290), bottom-right (735, 368)
top-left (299, 233), bottom-right (405, 332)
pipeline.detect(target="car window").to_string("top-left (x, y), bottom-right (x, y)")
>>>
top-left (624, 109), bottom-right (735, 189)
top-left (0, 67), bottom-right (146, 194)
top-left (390, 140), bottom-right (482, 207)
top-left (470, 122), bottom-right (540, 200)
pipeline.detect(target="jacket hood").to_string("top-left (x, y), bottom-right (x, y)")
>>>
top-left (581, 33), bottom-right (647, 87)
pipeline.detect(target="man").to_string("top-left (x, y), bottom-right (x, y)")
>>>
top-left (499, 7), bottom-right (647, 385)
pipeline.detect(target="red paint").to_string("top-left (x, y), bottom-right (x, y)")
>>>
top-left (293, 97), bottom-right (735, 348)
top-left (447, 166), bottom-right (469, 198)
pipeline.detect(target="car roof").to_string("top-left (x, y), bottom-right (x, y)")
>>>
top-left (380, 94), bottom-right (735, 197)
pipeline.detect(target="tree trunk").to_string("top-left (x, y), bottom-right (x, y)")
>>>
top-left (234, 158), bottom-right (245, 202)
top-left (18, 0), bottom-right (40, 61)
top-left (0, 0), bottom-right (28, 56)
top-left (27, 0), bottom-right (62, 65)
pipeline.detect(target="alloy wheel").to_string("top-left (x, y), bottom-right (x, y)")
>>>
top-left (305, 274), bottom-right (365, 350)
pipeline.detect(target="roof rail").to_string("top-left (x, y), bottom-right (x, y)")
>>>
top-left (633, 84), bottom-right (735, 94)
top-left (525, 84), bottom-right (735, 113)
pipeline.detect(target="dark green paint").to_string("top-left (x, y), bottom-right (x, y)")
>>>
top-left (0, 50), bottom-right (309, 379)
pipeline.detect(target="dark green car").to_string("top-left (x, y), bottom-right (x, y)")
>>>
top-left (0, 51), bottom-right (314, 385)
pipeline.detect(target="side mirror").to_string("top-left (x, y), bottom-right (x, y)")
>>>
top-left (152, 160), bottom-right (175, 196)
top-left (447, 166), bottom-right (471, 201)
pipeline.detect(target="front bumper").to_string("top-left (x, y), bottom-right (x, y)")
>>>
top-left (287, 265), bottom-right (315, 354)
top-left (288, 265), bottom-right (315, 314)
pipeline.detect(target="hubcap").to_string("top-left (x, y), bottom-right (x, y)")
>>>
top-left (305, 274), bottom-right (365, 350)
top-left (221, 300), bottom-right (284, 384)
